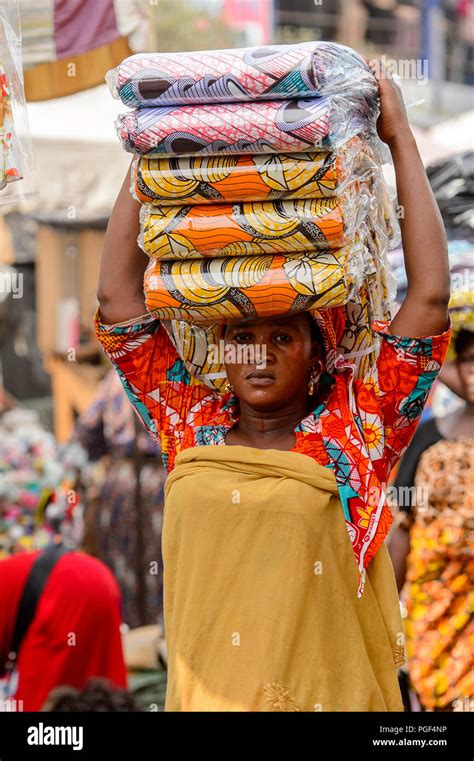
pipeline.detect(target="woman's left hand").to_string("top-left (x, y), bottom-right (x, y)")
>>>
top-left (366, 58), bottom-right (412, 146)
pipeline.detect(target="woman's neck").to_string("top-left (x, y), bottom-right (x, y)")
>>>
top-left (226, 396), bottom-right (314, 448)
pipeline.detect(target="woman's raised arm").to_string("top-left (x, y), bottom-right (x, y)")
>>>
top-left (97, 160), bottom-right (149, 325)
top-left (369, 60), bottom-right (451, 338)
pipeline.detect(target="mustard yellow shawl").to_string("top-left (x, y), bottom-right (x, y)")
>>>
top-left (163, 445), bottom-right (404, 712)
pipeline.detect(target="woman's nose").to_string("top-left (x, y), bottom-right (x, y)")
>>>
top-left (254, 335), bottom-right (275, 365)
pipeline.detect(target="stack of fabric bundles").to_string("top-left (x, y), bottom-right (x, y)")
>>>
top-left (107, 41), bottom-right (398, 388)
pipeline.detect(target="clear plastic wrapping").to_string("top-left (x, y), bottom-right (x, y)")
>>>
top-left (327, 228), bottom-right (396, 381)
top-left (106, 41), bottom-right (377, 109)
top-left (115, 93), bottom-right (377, 158)
top-left (131, 136), bottom-right (378, 206)
top-left (143, 236), bottom-right (371, 325)
top-left (337, 285), bottom-right (379, 377)
top-left (138, 187), bottom-right (371, 260)
top-left (0, 0), bottom-right (38, 205)
top-left (369, 170), bottom-right (401, 251)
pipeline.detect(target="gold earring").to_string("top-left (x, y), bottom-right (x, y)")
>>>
top-left (224, 382), bottom-right (233, 394)
top-left (308, 364), bottom-right (321, 396)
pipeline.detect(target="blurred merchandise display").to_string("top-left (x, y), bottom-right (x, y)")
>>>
top-left (0, 408), bottom-right (87, 558)
top-left (427, 151), bottom-right (474, 239)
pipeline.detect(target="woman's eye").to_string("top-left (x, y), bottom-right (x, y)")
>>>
top-left (274, 333), bottom-right (291, 343)
top-left (234, 333), bottom-right (253, 343)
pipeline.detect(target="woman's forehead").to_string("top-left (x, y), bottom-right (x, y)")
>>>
top-left (224, 315), bottom-right (307, 330)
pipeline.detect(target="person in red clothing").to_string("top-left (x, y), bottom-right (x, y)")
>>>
top-left (0, 549), bottom-right (127, 711)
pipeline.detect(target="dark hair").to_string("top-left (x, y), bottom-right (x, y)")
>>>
top-left (42, 678), bottom-right (141, 712)
top-left (454, 328), bottom-right (474, 358)
top-left (305, 312), bottom-right (325, 352)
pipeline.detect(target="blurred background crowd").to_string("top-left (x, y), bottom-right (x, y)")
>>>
top-left (0, 0), bottom-right (472, 713)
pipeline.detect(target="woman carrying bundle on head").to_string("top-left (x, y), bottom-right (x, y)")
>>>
top-left (95, 62), bottom-right (452, 712)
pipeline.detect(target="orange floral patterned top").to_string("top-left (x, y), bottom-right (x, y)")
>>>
top-left (95, 305), bottom-right (452, 596)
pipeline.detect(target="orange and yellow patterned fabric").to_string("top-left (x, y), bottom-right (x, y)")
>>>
top-left (132, 147), bottom-right (374, 206)
top-left (134, 151), bottom-right (340, 205)
top-left (139, 197), bottom-right (351, 260)
top-left (143, 246), bottom-right (363, 323)
top-left (403, 436), bottom-right (474, 710)
top-left (95, 306), bottom-right (452, 596)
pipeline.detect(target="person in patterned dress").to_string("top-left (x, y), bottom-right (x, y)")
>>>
top-left (389, 327), bottom-right (474, 711)
top-left (94, 62), bottom-right (452, 711)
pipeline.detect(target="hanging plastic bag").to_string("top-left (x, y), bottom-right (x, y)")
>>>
top-left (0, 0), bottom-right (38, 205)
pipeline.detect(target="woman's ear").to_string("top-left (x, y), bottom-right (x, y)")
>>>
top-left (309, 339), bottom-right (323, 366)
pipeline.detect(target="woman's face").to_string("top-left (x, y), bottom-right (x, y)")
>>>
top-left (456, 338), bottom-right (474, 403)
top-left (223, 314), bottom-right (322, 413)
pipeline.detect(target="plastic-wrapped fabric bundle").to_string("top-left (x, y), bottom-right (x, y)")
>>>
top-left (338, 275), bottom-right (394, 379)
top-left (313, 201), bottom-right (397, 380)
top-left (132, 139), bottom-right (377, 206)
top-left (115, 95), bottom-right (373, 157)
top-left (106, 41), bottom-right (377, 109)
top-left (337, 285), bottom-right (380, 378)
top-left (0, 5), bottom-right (39, 204)
top-left (139, 194), bottom-right (369, 260)
top-left (0, 63), bottom-right (21, 189)
top-left (143, 239), bottom-right (368, 323)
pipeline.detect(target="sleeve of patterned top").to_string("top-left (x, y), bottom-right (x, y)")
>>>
top-left (355, 315), bottom-right (453, 485)
top-left (94, 309), bottom-right (218, 470)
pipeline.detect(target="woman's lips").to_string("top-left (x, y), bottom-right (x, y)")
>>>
top-left (246, 377), bottom-right (275, 386)
top-left (245, 372), bottom-right (275, 386)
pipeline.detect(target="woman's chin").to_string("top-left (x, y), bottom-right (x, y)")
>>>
top-left (238, 386), bottom-right (287, 411)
